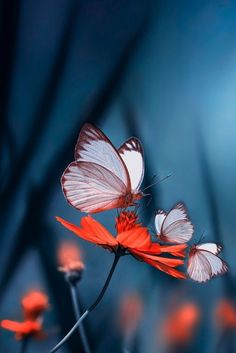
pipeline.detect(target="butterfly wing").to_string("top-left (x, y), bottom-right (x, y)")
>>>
top-left (158, 203), bottom-right (194, 243)
top-left (196, 243), bottom-right (222, 255)
top-left (62, 161), bottom-right (127, 213)
top-left (74, 123), bottom-right (130, 188)
top-left (154, 210), bottom-right (167, 234)
top-left (187, 248), bottom-right (228, 283)
top-left (118, 137), bottom-right (144, 192)
top-left (62, 123), bottom-right (133, 213)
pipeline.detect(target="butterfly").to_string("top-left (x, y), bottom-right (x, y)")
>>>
top-left (154, 203), bottom-right (194, 244)
top-left (187, 243), bottom-right (228, 282)
top-left (61, 123), bottom-right (144, 213)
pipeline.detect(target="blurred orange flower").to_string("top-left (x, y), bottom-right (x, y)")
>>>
top-left (58, 241), bottom-right (85, 273)
top-left (1, 320), bottom-right (44, 340)
top-left (215, 299), bottom-right (236, 329)
top-left (22, 290), bottom-right (49, 320)
top-left (162, 302), bottom-right (200, 345)
top-left (118, 292), bottom-right (143, 335)
top-left (1, 290), bottom-right (49, 341)
top-left (56, 211), bottom-right (187, 279)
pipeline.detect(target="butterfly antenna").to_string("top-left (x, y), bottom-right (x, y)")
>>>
top-left (134, 203), bottom-right (140, 214)
top-left (142, 173), bottom-right (172, 192)
top-left (198, 231), bottom-right (206, 244)
top-left (145, 193), bottom-right (152, 208)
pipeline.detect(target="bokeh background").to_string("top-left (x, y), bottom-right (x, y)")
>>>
top-left (1, 0), bottom-right (236, 352)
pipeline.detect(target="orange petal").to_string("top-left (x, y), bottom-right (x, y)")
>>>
top-left (1, 320), bottom-right (24, 332)
top-left (22, 290), bottom-right (49, 321)
top-left (132, 250), bottom-right (184, 267)
top-left (135, 243), bottom-right (161, 255)
top-left (117, 227), bottom-right (151, 249)
top-left (1, 320), bottom-right (41, 335)
top-left (159, 244), bottom-right (187, 258)
top-left (56, 216), bottom-right (118, 248)
top-left (143, 258), bottom-right (186, 279)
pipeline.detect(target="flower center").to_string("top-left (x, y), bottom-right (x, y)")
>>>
top-left (115, 211), bottom-right (140, 233)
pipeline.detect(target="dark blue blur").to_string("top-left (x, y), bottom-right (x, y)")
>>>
top-left (1, 1), bottom-right (236, 352)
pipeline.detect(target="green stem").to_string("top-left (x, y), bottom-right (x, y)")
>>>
top-left (50, 254), bottom-right (120, 353)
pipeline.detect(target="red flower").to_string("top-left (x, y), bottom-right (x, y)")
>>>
top-left (22, 291), bottom-right (49, 321)
top-left (57, 241), bottom-right (85, 273)
top-left (161, 303), bottom-right (200, 345)
top-left (215, 300), bottom-right (236, 329)
top-left (1, 320), bottom-right (44, 340)
top-left (1, 290), bottom-right (49, 341)
top-left (56, 211), bottom-right (187, 279)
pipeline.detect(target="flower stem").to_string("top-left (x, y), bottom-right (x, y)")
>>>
top-left (50, 254), bottom-right (120, 353)
top-left (70, 283), bottom-right (91, 353)
top-left (122, 333), bottom-right (132, 353)
top-left (20, 338), bottom-right (29, 353)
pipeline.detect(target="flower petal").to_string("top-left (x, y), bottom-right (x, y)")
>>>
top-left (56, 216), bottom-right (118, 248)
top-left (131, 250), bottom-right (184, 267)
top-left (143, 258), bottom-right (186, 279)
top-left (1, 320), bottom-right (24, 333)
top-left (159, 244), bottom-right (187, 258)
top-left (136, 243), bottom-right (161, 254)
top-left (117, 227), bottom-right (151, 249)
top-left (1, 320), bottom-right (41, 336)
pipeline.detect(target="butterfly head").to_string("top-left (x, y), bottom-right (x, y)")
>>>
top-left (133, 191), bottom-right (144, 201)
top-left (189, 245), bottom-right (197, 256)
top-left (123, 192), bottom-right (143, 208)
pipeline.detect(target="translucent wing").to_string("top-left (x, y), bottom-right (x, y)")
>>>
top-left (154, 210), bottom-right (167, 234)
top-left (62, 161), bottom-right (127, 213)
top-left (74, 123), bottom-right (130, 188)
top-left (158, 203), bottom-right (194, 243)
top-left (118, 137), bottom-right (144, 192)
top-left (196, 243), bottom-right (222, 255)
top-left (188, 248), bottom-right (228, 283)
top-left (187, 251), bottom-right (212, 282)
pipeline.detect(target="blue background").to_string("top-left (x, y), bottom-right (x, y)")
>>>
top-left (1, 1), bottom-right (236, 352)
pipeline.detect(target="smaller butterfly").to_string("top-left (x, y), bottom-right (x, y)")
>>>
top-left (187, 243), bottom-right (228, 283)
top-left (154, 203), bottom-right (194, 244)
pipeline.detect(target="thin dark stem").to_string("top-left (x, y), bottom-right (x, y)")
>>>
top-left (88, 254), bottom-right (120, 312)
top-left (50, 254), bottom-right (120, 353)
top-left (20, 337), bottom-right (29, 353)
top-left (70, 284), bottom-right (91, 353)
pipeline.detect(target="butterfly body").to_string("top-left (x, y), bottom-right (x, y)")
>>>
top-left (61, 124), bottom-right (145, 213)
top-left (123, 191), bottom-right (143, 207)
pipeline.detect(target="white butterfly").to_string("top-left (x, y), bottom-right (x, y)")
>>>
top-left (154, 203), bottom-right (194, 244)
top-left (187, 243), bottom-right (228, 283)
top-left (61, 123), bottom-right (144, 213)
